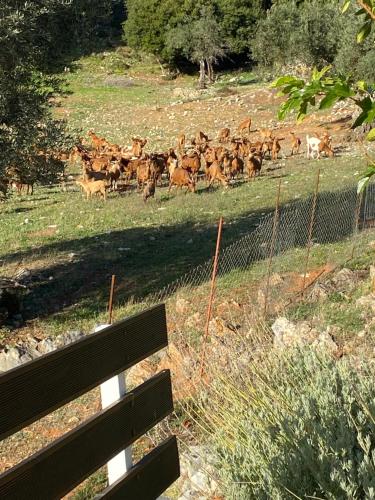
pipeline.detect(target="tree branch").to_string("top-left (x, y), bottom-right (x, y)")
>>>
top-left (357, 0), bottom-right (375, 20)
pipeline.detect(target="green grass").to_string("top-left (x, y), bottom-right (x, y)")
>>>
top-left (0, 48), bottom-right (371, 341)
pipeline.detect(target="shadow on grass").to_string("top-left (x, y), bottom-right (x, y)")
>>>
top-left (1, 183), bottom-right (367, 327)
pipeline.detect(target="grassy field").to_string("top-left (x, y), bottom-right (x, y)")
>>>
top-left (0, 49), bottom-right (368, 342)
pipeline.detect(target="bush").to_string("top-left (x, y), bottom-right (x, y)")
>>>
top-left (253, 0), bottom-right (375, 81)
top-left (203, 350), bottom-right (375, 498)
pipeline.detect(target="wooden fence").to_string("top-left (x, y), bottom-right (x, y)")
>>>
top-left (0, 304), bottom-right (179, 499)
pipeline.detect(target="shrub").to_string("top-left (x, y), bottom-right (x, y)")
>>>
top-left (253, 0), bottom-right (375, 81)
top-left (203, 350), bottom-right (375, 498)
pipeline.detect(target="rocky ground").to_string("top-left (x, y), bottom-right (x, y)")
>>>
top-left (1, 245), bottom-right (373, 498)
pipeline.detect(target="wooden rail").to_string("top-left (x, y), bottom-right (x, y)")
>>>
top-left (0, 304), bottom-right (179, 499)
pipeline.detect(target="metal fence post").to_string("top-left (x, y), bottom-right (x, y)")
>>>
top-left (200, 217), bottom-right (224, 379)
top-left (301, 169), bottom-right (321, 295)
top-left (350, 190), bottom-right (364, 260)
top-left (263, 179), bottom-right (282, 316)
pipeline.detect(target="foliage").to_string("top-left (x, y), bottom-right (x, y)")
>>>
top-left (166, 5), bottom-right (227, 86)
top-left (123, 0), bottom-right (268, 69)
top-left (208, 350), bottom-right (375, 499)
top-left (253, 0), bottom-right (375, 79)
top-left (0, 1), bottom-right (113, 189)
top-left (271, 0), bottom-right (375, 191)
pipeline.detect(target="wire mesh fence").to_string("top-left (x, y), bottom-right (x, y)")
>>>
top-left (146, 179), bottom-right (375, 311)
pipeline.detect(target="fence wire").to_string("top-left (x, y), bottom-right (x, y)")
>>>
top-left (147, 182), bottom-right (375, 308)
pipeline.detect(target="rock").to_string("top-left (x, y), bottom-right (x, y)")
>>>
top-left (208, 317), bottom-right (239, 337)
top-left (175, 298), bottom-right (190, 315)
top-left (60, 330), bottom-right (84, 345)
top-left (216, 300), bottom-right (242, 316)
top-left (37, 337), bottom-right (56, 354)
top-left (185, 312), bottom-right (202, 329)
top-left (0, 346), bottom-right (32, 372)
top-left (0, 330), bottom-right (85, 372)
top-left (13, 268), bottom-right (32, 281)
top-left (356, 294), bottom-right (375, 313)
top-left (272, 317), bottom-right (319, 348)
top-left (179, 446), bottom-right (219, 499)
top-left (269, 273), bottom-right (284, 287)
top-left (313, 331), bottom-right (339, 355)
top-left (127, 359), bottom-right (155, 388)
top-left (331, 268), bottom-right (357, 291)
top-left (309, 283), bottom-right (330, 302)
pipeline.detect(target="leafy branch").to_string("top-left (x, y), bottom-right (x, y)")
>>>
top-left (271, 0), bottom-right (375, 192)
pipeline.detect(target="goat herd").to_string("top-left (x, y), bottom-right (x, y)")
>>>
top-left (33, 117), bottom-right (337, 202)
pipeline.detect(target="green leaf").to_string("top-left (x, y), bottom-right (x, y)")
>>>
top-left (366, 129), bottom-right (375, 141)
top-left (320, 93), bottom-right (339, 110)
top-left (358, 96), bottom-right (373, 111)
top-left (353, 110), bottom-right (369, 128)
top-left (357, 80), bottom-right (368, 92)
top-left (357, 21), bottom-right (372, 43)
top-left (312, 66), bottom-right (331, 81)
top-left (342, 0), bottom-right (351, 13)
top-left (271, 75), bottom-right (304, 88)
top-left (357, 176), bottom-right (370, 193)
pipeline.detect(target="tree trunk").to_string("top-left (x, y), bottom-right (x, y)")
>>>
top-left (207, 60), bottom-right (214, 84)
top-left (198, 59), bottom-right (206, 89)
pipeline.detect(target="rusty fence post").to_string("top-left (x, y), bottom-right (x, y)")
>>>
top-left (301, 169), bottom-right (321, 295)
top-left (350, 190), bottom-right (363, 261)
top-left (263, 179), bottom-right (282, 316)
top-left (200, 217), bottom-right (224, 379)
top-left (108, 274), bottom-right (116, 325)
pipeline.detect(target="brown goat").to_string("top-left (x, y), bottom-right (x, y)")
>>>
top-left (218, 127), bottom-right (230, 143)
top-left (136, 161), bottom-right (152, 190)
top-left (271, 137), bottom-right (285, 161)
top-left (131, 137), bottom-right (147, 158)
top-left (237, 117), bottom-right (252, 136)
top-left (168, 168), bottom-right (196, 193)
top-left (195, 130), bottom-right (209, 145)
top-left (206, 161), bottom-right (229, 188)
top-left (88, 131), bottom-right (107, 151)
top-left (76, 179), bottom-right (107, 200)
top-left (181, 151), bottom-right (201, 181)
top-left (177, 133), bottom-right (186, 155)
top-left (143, 179), bottom-right (156, 202)
top-left (290, 132), bottom-right (301, 156)
top-left (247, 152), bottom-right (263, 179)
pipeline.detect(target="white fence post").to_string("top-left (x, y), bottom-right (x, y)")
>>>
top-left (94, 324), bottom-right (132, 485)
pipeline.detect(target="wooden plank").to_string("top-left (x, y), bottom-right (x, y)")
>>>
top-left (0, 370), bottom-right (173, 500)
top-left (98, 436), bottom-right (180, 499)
top-left (0, 304), bottom-right (167, 441)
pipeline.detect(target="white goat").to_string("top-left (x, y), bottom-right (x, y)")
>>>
top-left (306, 135), bottom-right (322, 159)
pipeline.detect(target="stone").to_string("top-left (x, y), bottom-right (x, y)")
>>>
top-left (0, 346), bottom-right (32, 372)
top-left (208, 317), bottom-right (239, 337)
top-left (37, 337), bottom-right (56, 354)
top-left (175, 298), bottom-right (190, 315)
top-left (356, 294), bottom-right (375, 313)
top-left (331, 268), bottom-right (357, 291)
top-left (13, 268), bottom-right (32, 281)
top-left (185, 312), bottom-right (202, 329)
top-left (313, 331), bottom-right (339, 355)
top-left (216, 300), bottom-right (242, 316)
top-left (272, 317), bottom-right (319, 348)
top-left (179, 445), bottom-right (219, 499)
top-left (309, 283), bottom-right (330, 302)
